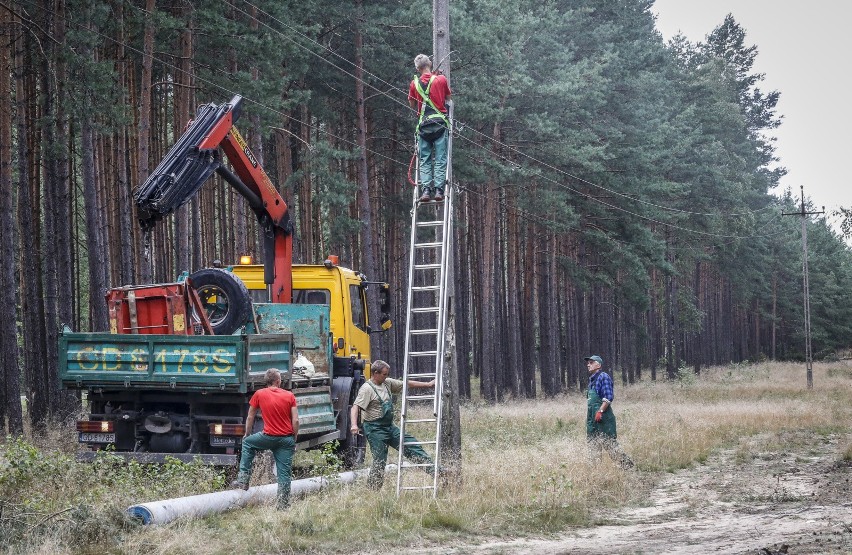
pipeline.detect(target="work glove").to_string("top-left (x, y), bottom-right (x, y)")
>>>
top-left (594, 410), bottom-right (603, 423)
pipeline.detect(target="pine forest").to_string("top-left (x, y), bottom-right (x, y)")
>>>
top-left (2, 0), bottom-right (851, 433)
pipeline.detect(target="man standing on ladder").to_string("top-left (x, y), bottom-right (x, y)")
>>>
top-left (349, 360), bottom-right (436, 489)
top-left (408, 53), bottom-right (452, 203)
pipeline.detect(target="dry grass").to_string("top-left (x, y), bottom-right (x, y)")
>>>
top-left (3, 360), bottom-right (851, 554)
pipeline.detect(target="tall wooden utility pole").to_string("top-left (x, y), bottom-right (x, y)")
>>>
top-left (782, 185), bottom-right (824, 389)
top-left (433, 0), bottom-right (462, 482)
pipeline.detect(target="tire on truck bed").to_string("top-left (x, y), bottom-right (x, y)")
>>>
top-left (188, 267), bottom-right (252, 335)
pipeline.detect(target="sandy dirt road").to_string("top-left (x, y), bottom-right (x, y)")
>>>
top-left (429, 432), bottom-right (852, 554)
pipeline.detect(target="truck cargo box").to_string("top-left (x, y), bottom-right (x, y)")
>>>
top-left (60, 331), bottom-right (291, 392)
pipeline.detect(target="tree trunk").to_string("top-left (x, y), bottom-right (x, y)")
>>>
top-left (479, 113), bottom-right (504, 402)
top-left (15, 22), bottom-right (48, 426)
top-left (539, 230), bottom-right (560, 395)
top-left (82, 120), bottom-right (109, 331)
top-left (454, 195), bottom-right (471, 399)
top-left (353, 0), bottom-right (380, 352)
top-left (771, 273), bottom-right (777, 359)
top-left (693, 260), bottom-right (701, 375)
top-left (173, 9), bottom-right (193, 275)
top-left (0, 8), bottom-right (23, 434)
top-left (665, 226), bottom-right (677, 379)
top-left (137, 0), bottom-right (156, 282)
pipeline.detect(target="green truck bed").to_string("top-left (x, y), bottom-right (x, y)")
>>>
top-left (59, 331), bottom-right (290, 392)
top-left (60, 305), bottom-right (343, 458)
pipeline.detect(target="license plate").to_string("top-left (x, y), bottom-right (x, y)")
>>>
top-left (79, 432), bottom-right (115, 443)
top-left (210, 436), bottom-right (235, 446)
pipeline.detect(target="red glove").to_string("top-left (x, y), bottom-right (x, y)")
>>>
top-left (594, 410), bottom-right (603, 423)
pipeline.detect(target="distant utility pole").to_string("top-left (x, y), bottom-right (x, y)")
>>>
top-left (782, 185), bottom-right (824, 389)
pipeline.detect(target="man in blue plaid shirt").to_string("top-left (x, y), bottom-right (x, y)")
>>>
top-left (585, 355), bottom-right (633, 469)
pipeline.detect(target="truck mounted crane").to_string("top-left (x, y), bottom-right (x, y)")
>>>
top-left (59, 95), bottom-right (389, 466)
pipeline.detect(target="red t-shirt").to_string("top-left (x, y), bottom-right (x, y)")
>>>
top-left (249, 387), bottom-right (297, 436)
top-left (408, 73), bottom-right (452, 114)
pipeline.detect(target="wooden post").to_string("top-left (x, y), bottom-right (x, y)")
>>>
top-left (782, 186), bottom-right (823, 389)
top-left (434, 0), bottom-right (462, 486)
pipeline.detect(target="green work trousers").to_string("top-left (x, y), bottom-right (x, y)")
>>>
top-left (418, 129), bottom-right (449, 193)
top-left (363, 419), bottom-right (433, 489)
top-left (237, 432), bottom-right (295, 509)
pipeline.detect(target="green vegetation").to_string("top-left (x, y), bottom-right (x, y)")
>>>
top-left (3, 361), bottom-right (850, 553)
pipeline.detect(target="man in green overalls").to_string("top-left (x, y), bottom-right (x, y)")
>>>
top-left (585, 355), bottom-right (634, 469)
top-left (349, 360), bottom-right (436, 489)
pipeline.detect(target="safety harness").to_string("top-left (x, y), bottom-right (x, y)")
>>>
top-left (413, 74), bottom-right (451, 135)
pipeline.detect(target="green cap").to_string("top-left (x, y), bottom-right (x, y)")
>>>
top-left (584, 355), bottom-right (603, 365)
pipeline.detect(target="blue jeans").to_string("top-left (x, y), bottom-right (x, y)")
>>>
top-left (237, 432), bottom-right (295, 509)
top-left (418, 130), bottom-right (448, 192)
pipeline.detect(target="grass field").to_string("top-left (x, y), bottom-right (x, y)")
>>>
top-left (2, 361), bottom-right (850, 554)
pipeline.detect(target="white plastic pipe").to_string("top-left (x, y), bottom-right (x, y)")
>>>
top-left (127, 467), bottom-right (385, 525)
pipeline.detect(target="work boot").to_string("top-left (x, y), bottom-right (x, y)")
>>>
top-left (230, 480), bottom-right (249, 491)
top-left (419, 188), bottom-right (433, 202)
top-left (434, 188), bottom-right (445, 202)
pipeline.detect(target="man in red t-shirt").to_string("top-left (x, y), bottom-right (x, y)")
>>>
top-left (232, 368), bottom-right (299, 509)
top-left (408, 53), bottom-right (452, 202)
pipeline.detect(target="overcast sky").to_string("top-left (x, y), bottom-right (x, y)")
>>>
top-left (652, 0), bottom-right (852, 226)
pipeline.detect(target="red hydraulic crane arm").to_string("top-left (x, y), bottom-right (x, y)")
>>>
top-left (134, 95), bottom-right (293, 303)
top-left (219, 127), bottom-right (292, 304)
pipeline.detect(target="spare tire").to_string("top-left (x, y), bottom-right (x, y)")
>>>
top-left (188, 268), bottom-right (251, 335)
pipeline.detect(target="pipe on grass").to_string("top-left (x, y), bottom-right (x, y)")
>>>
top-left (127, 467), bottom-right (385, 525)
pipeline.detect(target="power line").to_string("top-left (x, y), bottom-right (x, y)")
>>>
top-left (19, 0), bottom-right (788, 243)
top-left (232, 0), bottom-right (777, 221)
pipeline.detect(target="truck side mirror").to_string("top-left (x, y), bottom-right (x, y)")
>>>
top-left (378, 284), bottom-right (392, 332)
top-left (379, 283), bottom-right (391, 315)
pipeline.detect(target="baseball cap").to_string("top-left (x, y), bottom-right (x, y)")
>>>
top-left (584, 355), bottom-right (603, 365)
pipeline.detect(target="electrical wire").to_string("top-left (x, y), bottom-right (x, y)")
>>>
top-left (16, 0), bottom-right (791, 243)
top-left (232, 0), bottom-right (778, 221)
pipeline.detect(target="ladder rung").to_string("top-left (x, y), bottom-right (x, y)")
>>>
top-left (409, 351), bottom-right (438, 357)
top-left (406, 372), bottom-right (436, 379)
top-left (414, 264), bottom-right (442, 270)
top-left (404, 440), bottom-right (438, 446)
top-left (416, 221), bottom-right (443, 227)
top-left (411, 307), bottom-right (439, 313)
top-left (415, 242), bottom-right (443, 248)
top-left (410, 328), bottom-right (438, 335)
top-left (405, 418), bottom-right (438, 424)
top-left (406, 394), bottom-right (435, 401)
top-left (399, 462), bottom-right (434, 468)
top-left (412, 286), bottom-right (440, 291)
top-left (401, 486), bottom-right (435, 491)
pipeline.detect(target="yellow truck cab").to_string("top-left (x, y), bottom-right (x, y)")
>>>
top-left (230, 257), bottom-right (388, 378)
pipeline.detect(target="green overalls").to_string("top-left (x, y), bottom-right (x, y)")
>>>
top-left (362, 381), bottom-right (433, 489)
top-left (586, 378), bottom-right (617, 439)
top-left (586, 374), bottom-right (634, 468)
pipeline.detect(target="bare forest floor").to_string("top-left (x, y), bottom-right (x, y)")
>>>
top-left (422, 430), bottom-right (852, 554)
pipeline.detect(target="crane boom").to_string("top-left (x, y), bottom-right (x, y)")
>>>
top-left (134, 95), bottom-right (293, 303)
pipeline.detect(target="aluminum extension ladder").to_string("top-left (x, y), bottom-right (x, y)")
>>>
top-left (396, 104), bottom-right (454, 497)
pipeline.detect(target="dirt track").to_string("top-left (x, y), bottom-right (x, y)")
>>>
top-left (434, 432), bottom-right (852, 554)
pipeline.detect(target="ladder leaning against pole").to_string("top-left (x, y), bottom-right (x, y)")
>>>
top-left (396, 102), bottom-right (454, 497)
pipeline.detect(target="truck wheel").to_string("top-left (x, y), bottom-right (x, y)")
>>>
top-left (341, 417), bottom-right (366, 469)
top-left (188, 268), bottom-right (251, 335)
top-left (332, 375), bottom-right (366, 469)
